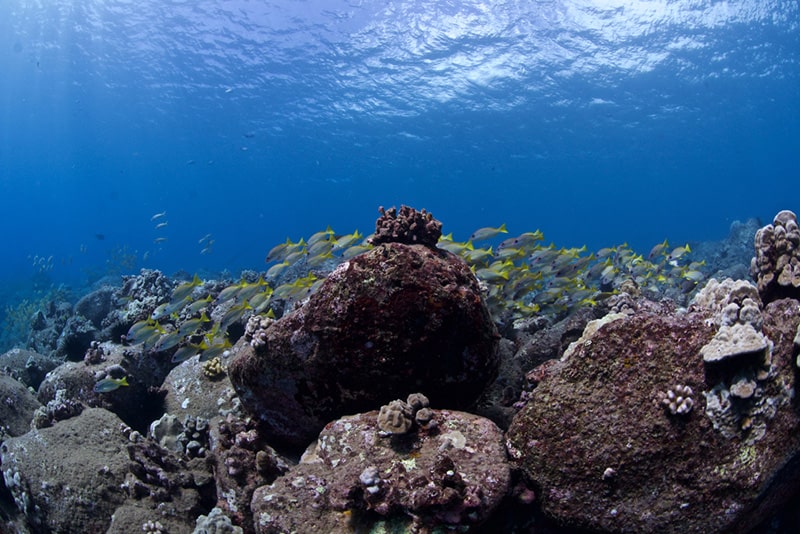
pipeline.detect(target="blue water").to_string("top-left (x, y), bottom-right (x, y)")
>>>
top-left (1, 0), bottom-right (798, 292)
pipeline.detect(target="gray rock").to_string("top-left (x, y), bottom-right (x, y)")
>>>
top-left (0, 375), bottom-right (42, 437)
top-left (1, 408), bottom-right (130, 532)
top-left (0, 348), bottom-right (61, 390)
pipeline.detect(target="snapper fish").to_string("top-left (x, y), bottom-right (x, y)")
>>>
top-left (469, 223), bottom-right (508, 242)
top-left (94, 376), bottom-right (129, 393)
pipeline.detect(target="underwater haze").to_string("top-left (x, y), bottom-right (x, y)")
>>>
top-left (1, 0), bottom-right (799, 288)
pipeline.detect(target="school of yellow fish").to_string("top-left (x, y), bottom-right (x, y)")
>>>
top-left (123, 223), bottom-right (705, 366)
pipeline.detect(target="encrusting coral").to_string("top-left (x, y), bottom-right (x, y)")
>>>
top-left (751, 209), bottom-right (800, 303)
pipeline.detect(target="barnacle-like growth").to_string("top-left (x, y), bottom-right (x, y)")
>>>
top-left (369, 205), bottom-right (443, 248)
top-left (657, 384), bottom-right (695, 415)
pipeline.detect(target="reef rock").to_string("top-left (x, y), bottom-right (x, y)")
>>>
top-left (1, 408), bottom-right (215, 533)
top-left (229, 241), bottom-right (499, 447)
top-left (0, 348), bottom-right (61, 390)
top-left (751, 209), bottom-right (800, 303)
top-left (162, 354), bottom-right (241, 421)
top-left (0, 374), bottom-right (42, 438)
top-left (250, 408), bottom-right (510, 533)
top-left (506, 300), bottom-right (800, 534)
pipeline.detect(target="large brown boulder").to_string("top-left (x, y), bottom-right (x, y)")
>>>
top-left (229, 241), bottom-right (500, 447)
top-left (506, 294), bottom-right (800, 533)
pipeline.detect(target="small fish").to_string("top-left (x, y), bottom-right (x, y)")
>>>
top-left (469, 223), bottom-right (508, 242)
top-left (184, 295), bottom-right (213, 315)
top-left (474, 266), bottom-right (510, 283)
top-left (341, 244), bottom-right (373, 259)
top-left (307, 250), bottom-right (335, 268)
top-left (333, 230), bottom-right (363, 250)
top-left (667, 244), bottom-right (691, 262)
top-left (498, 230), bottom-right (543, 250)
top-left (307, 226), bottom-right (335, 246)
top-left (648, 239), bottom-right (670, 260)
top-left (437, 236), bottom-right (474, 254)
top-left (151, 211), bottom-right (167, 221)
top-left (171, 344), bottom-right (200, 364)
top-left (682, 269), bottom-right (705, 282)
top-left (266, 238), bottom-right (306, 263)
top-left (199, 337), bottom-right (233, 362)
top-left (462, 246), bottom-right (494, 265)
top-left (266, 261), bottom-right (291, 279)
top-left (154, 221), bottom-right (168, 230)
top-left (153, 330), bottom-right (183, 352)
top-left (127, 319), bottom-right (165, 345)
top-left (220, 300), bottom-right (253, 332)
top-left (171, 274), bottom-right (203, 303)
top-left (154, 237), bottom-right (168, 244)
top-left (93, 376), bottom-right (129, 393)
top-left (236, 277), bottom-right (269, 303)
top-left (177, 312), bottom-right (211, 338)
top-left (198, 233), bottom-right (213, 244)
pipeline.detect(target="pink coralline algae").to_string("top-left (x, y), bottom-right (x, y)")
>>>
top-left (369, 205), bottom-right (443, 248)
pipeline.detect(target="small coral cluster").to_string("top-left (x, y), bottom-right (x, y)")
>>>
top-left (657, 384), bottom-right (694, 415)
top-left (31, 389), bottom-right (84, 429)
top-left (83, 340), bottom-right (106, 364)
top-left (377, 393), bottom-right (434, 434)
top-left (202, 356), bottom-right (225, 379)
top-left (243, 314), bottom-right (273, 348)
top-left (369, 205), bottom-right (443, 247)
top-left (751, 209), bottom-right (800, 302)
top-left (692, 278), bottom-right (769, 364)
top-left (691, 276), bottom-right (790, 441)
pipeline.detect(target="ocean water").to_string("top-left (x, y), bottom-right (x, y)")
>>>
top-left (1, 1), bottom-right (798, 307)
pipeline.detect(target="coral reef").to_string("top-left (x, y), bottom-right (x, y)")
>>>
top-left (369, 205), bottom-right (443, 247)
top-left (751, 210), bottom-right (800, 303)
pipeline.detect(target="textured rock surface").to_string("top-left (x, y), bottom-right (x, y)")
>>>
top-left (251, 409), bottom-right (510, 533)
top-left (1, 408), bottom-right (215, 533)
top-left (0, 348), bottom-right (61, 390)
top-left (162, 354), bottom-right (241, 421)
top-left (506, 302), bottom-right (800, 534)
top-left (0, 375), bottom-right (42, 438)
top-left (37, 342), bottom-right (169, 433)
top-left (229, 242), bottom-right (499, 447)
